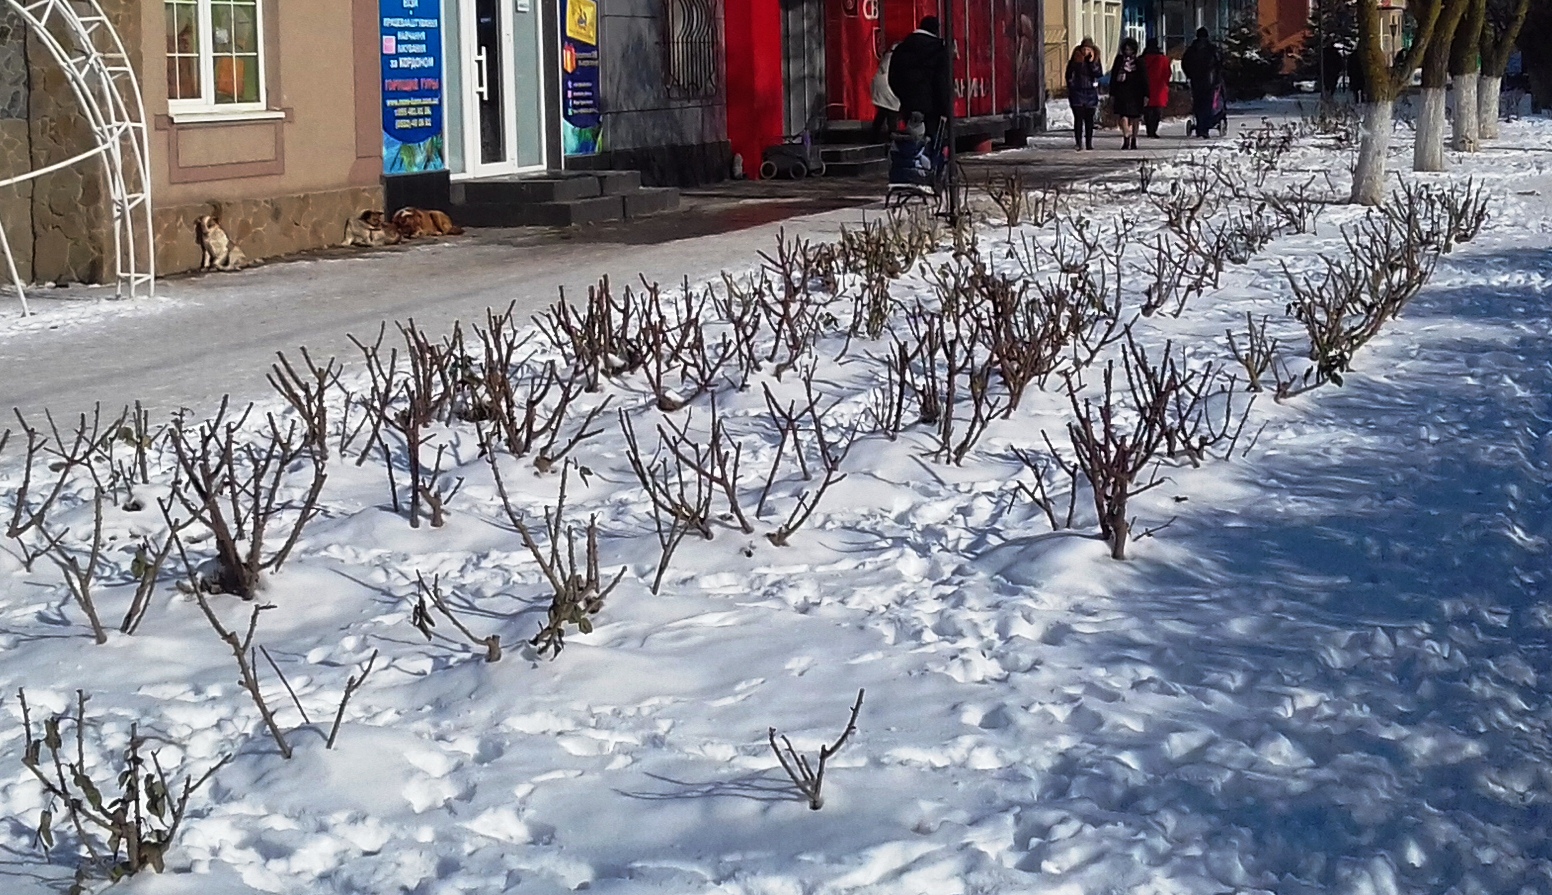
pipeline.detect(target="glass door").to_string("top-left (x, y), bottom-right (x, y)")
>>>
top-left (459, 0), bottom-right (545, 176)
top-left (474, 0), bottom-right (507, 165)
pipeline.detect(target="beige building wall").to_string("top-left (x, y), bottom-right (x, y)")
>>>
top-left (1045, 0), bottom-right (1124, 97)
top-left (140, 0), bottom-right (383, 275)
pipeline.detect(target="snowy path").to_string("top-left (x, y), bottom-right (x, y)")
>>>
top-left (0, 118), bottom-right (1549, 895)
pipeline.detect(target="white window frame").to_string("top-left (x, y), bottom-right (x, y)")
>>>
top-left (165, 0), bottom-right (269, 118)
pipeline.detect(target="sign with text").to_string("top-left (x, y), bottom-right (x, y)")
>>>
top-left (561, 0), bottom-right (601, 156)
top-left (381, 0), bottom-right (445, 175)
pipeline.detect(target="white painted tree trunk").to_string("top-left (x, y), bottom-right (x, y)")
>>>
top-left (1452, 73), bottom-right (1481, 151)
top-left (1414, 87), bottom-right (1448, 171)
top-left (1351, 100), bottom-right (1394, 206)
top-left (1479, 75), bottom-right (1503, 140)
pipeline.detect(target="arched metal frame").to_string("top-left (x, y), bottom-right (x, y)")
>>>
top-left (0, 0), bottom-right (154, 316)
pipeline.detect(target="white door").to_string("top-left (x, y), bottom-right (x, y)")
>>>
top-left (459, 0), bottom-right (547, 176)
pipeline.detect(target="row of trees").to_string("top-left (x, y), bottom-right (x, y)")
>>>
top-left (1339, 0), bottom-right (1530, 204)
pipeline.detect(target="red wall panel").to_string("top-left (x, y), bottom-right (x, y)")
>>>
top-left (725, 0), bottom-right (785, 177)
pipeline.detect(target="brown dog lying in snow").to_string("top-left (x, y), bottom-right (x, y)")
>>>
top-left (391, 207), bottom-right (464, 239)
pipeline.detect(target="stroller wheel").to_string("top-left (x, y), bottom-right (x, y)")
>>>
top-left (790, 162), bottom-right (808, 180)
top-left (759, 160), bottom-right (778, 180)
top-left (811, 161), bottom-right (827, 178)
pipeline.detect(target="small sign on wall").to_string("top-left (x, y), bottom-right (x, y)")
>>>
top-left (381, 0), bottom-right (446, 174)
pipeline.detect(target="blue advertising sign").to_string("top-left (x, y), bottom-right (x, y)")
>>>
top-left (381, 0), bottom-right (445, 174)
top-left (561, 0), bottom-right (601, 156)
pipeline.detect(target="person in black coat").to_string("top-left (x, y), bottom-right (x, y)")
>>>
top-left (1347, 44), bottom-right (1367, 103)
top-left (888, 16), bottom-right (953, 139)
top-left (1321, 44), bottom-right (1343, 96)
top-left (1108, 36), bottom-right (1148, 149)
top-left (1181, 27), bottom-right (1223, 137)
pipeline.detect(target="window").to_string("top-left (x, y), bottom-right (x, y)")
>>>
top-left (164, 0), bottom-right (265, 112)
top-left (665, 0), bottom-right (718, 99)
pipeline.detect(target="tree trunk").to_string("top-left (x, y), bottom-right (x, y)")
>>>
top-left (1450, 0), bottom-right (1486, 151)
top-left (1351, 100), bottom-right (1394, 206)
top-left (1415, 0), bottom-right (1470, 170)
top-left (1451, 73), bottom-right (1481, 150)
top-left (1479, 74), bottom-right (1502, 139)
top-left (1414, 88), bottom-right (1448, 171)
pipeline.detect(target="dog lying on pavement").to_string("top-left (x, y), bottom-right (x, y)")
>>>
top-left (391, 207), bottom-right (464, 239)
top-left (342, 210), bottom-right (403, 248)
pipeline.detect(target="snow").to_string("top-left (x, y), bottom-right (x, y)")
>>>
top-left (1, 103), bottom-right (1551, 895)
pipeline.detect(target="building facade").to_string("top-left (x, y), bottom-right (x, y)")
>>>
top-left (0, 0), bottom-right (733, 285)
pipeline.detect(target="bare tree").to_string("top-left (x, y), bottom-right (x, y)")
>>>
top-left (1352, 0), bottom-right (1443, 203)
top-left (514, 463), bottom-right (626, 659)
top-left (1478, 0), bottom-right (1531, 138)
top-left (410, 571), bottom-right (502, 662)
top-left (267, 348), bottom-right (340, 463)
top-left (18, 689), bottom-right (230, 883)
top-left (1415, 0), bottom-right (1473, 172)
top-left (164, 400), bottom-right (327, 598)
top-left (1450, 0), bottom-right (1488, 151)
top-left (768, 689), bottom-right (865, 811)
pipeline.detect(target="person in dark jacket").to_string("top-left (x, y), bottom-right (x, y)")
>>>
top-left (888, 17), bottom-right (953, 139)
top-left (1347, 41), bottom-right (1367, 103)
top-left (1109, 36), bottom-right (1148, 148)
top-left (1065, 43), bottom-right (1102, 150)
top-left (1181, 27), bottom-right (1223, 137)
top-left (1321, 44), bottom-right (1343, 96)
top-left (1141, 39), bottom-right (1172, 137)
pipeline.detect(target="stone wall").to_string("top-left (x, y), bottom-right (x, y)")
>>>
top-left (27, 13), bottom-right (113, 284)
top-left (0, 10), bottom-right (32, 282)
top-left (152, 184), bottom-right (385, 276)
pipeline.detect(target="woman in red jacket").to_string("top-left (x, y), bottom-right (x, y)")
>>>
top-left (1141, 40), bottom-right (1172, 138)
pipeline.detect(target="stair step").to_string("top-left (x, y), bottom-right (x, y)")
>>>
top-left (820, 143), bottom-right (887, 163)
top-left (596, 170), bottom-right (643, 195)
top-left (623, 187), bottom-right (680, 219)
top-left (454, 195), bottom-right (625, 228)
top-left (455, 174), bottom-right (602, 205)
top-left (822, 158), bottom-right (890, 178)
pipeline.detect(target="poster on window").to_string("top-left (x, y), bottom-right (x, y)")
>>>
top-left (381, 0), bottom-right (445, 175)
top-left (561, 0), bottom-right (601, 156)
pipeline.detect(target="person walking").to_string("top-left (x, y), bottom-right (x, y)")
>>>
top-left (1141, 39), bottom-right (1172, 138)
top-left (1321, 44), bottom-right (1343, 97)
top-left (888, 16), bottom-right (953, 139)
top-left (1109, 37), bottom-right (1148, 149)
top-left (1065, 42), bottom-right (1102, 150)
top-left (1181, 27), bottom-right (1223, 137)
top-left (1347, 40), bottom-right (1367, 103)
top-left (871, 47), bottom-right (902, 140)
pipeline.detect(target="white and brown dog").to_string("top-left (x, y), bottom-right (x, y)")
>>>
top-left (342, 209), bottom-right (403, 248)
top-left (194, 215), bottom-right (247, 272)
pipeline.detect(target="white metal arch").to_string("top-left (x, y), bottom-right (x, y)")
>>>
top-left (0, 0), bottom-right (154, 316)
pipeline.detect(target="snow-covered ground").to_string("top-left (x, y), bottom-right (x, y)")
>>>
top-left (1, 111), bottom-right (1550, 895)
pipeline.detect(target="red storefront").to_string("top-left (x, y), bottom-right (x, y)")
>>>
top-left (825, 0), bottom-right (1042, 125)
top-left (725, 0), bottom-right (1043, 178)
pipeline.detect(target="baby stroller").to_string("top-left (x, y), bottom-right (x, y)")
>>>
top-left (885, 114), bottom-right (951, 211)
top-left (1186, 81), bottom-right (1229, 137)
top-left (761, 110), bottom-right (828, 179)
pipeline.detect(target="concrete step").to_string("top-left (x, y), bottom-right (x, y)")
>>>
top-left (820, 143), bottom-right (887, 164)
top-left (454, 195), bottom-right (625, 228)
top-left (453, 173), bottom-right (602, 205)
top-left (623, 187), bottom-right (680, 219)
top-left (822, 158), bottom-right (889, 178)
top-left (596, 170), bottom-right (643, 195)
